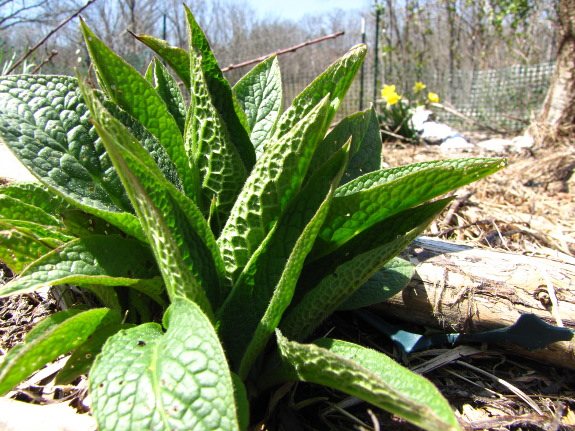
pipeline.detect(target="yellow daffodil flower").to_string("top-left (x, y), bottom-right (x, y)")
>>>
top-left (428, 92), bottom-right (440, 103)
top-left (413, 81), bottom-right (426, 93)
top-left (381, 84), bottom-right (402, 105)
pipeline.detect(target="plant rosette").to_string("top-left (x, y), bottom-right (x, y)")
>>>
top-left (0, 5), bottom-right (505, 431)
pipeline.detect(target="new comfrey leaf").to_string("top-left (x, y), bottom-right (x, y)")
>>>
top-left (0, 5), bottom-right (507, 430)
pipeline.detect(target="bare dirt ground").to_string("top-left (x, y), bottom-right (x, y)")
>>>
top-left (1, 134), bottom-right (574, 430)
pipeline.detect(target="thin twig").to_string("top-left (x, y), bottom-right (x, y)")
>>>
top-left (221, 31), bottom-right (345, 72)
top-left (30, 49), bottom-right (58, 74)
top-left (7, 0), bottom-right (98, 75)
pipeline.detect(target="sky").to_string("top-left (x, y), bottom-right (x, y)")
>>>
top-left (244, 0), bottom-right (366, 22)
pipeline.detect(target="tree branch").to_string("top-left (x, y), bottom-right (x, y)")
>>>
top-left (221, 30), bottom-right (345, 72)
top-left (6, 0), bottom-right (98, 75)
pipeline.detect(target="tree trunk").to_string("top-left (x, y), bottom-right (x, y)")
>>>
top-left (373, 237), bottom-right (575, 370)
top-left (535, 0), bottom-right (575, 130)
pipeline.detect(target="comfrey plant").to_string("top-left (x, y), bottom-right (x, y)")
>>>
top-left (0, 6), bottom-right (505, 431)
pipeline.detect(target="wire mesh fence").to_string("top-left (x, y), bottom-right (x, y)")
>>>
top-left (279, 61), bottom-right (556, 131)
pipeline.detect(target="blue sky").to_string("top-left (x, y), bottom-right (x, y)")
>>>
top-left (244, 0), bottom-right (367, 21)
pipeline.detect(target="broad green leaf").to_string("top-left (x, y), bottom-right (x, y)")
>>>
top-left (274, 44), bottom-right (367, 141)
top-left (0, 75), bottom-right (143, 240)
top-left (0, 308), bottom-right (120, 395)
top-left (80, 20), bottom-right (198, 200)
top-left (133, 33), bottom-right (191, 87)
top-left (233, 56), bottom-right (282, 157)
top-left (271, 333), bottom-right (460, 431)
top-left (153, 58), bottom-right (187, 133)
top-left (55, 322), bottom-right (133, 385)
top-left (0, 235), bottom-right (160, 298)
top-left (281, 198), bottom-right (452, 340)
top-left (185, 47), bottom-right (247, 223)
top-left (0, 194), bottom-right (61, 226)
top-left (90, 298), bottom-right (240, 431)
top-left (217, 143), bottom-right (349, 376)
top-left (0, 219), bottom-right (73, 246)
top-left (314, 157), bottom-right (507, 257)
top-left (79, 81), bottom-right (220, 313)
top-left (61, 209), bottom-right (126, 237)
top-left (218, 96), bottom-right (331, 282)
top-left (0, 229), bottom-right (52, 273)
top-left (338, 257), bottom-right (414, 310)
top-left (307, 107), bottom-right (381, 185)
top-left (184, 5), bottom-right (255, 172)
top-left (0, 182), bottom-right (71, 215)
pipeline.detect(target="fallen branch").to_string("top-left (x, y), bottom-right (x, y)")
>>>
top-left (373, 237), bottom-right (575, 369)
top-left (221, 31), bottom-right (345, 72)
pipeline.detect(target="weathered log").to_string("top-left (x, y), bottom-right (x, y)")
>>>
top-left (373, 237), bottom-right (575, 370)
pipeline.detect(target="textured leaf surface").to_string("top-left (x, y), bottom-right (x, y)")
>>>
top-left (315, 158), bottom-right (506, 256)
top-left (233, 56), bottom-right (282, 157)
top-left (133, 33), bottom-right (191, 87)
top-left (90, 298), bottom-right (240, 431)
top-left (185, 48), bottom-right (247, 222)
top-left (153, 59), bottom-right (187, 133)
top-left (307, 108), bottom-right (381, 185)
top-left (0, 235), bottom-right (160, 298)
top-left (0, 229), bottom-right (52, 273)
top-left (338, 257), bottom-right (414, 310)
top-left (185, 6), bottom-right (255, 171)
top-left (273, 333), bottom-right (460, 431)
top-left (0, 75), bottom-right (142, 239)
top-left (0, 182), bottom-right (71, 215)
top-left (79, 81), bottom-right (222, 312)
top-left (274, 44), bottom-right (366, 141)
top-left (0, 194), bottom-right (62, 226)
top-left (0, 308), bottom-right (120, 395)
top-left (81, 21), bottom-right (196, 199)
top-left (217, 143), bottom-right (349, 375)
top-left (217, 96), bottom-right (331, 282)
top-left (281, 198), bottom-right (451, 340)
top-left (55, 322), bottom-right (133, 385)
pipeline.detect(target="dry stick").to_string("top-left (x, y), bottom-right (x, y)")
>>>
top-left (30, 49), bottom-right (58, 74)
top-left (221, 31), bottom-right (345, 72)
top-left (431, 101), bottom-right (508, 134)
top-left (7, 0), bottom-right (98, 75)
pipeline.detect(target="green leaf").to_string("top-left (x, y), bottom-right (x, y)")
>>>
top-left (314, 157), bottom-right (507, 257)
top-left (0, 195), bottom-right (61, 226)
top-left (270, 333), bottom-right (460, 431)
top-left (0, 182), bottom-right (72, 215)
top-left (184, 5), bottom-right (255, 172)
top-left (0, 308), bottom-right (120, 396)
top-left (133, 33), bottom-right (191, 88)
top-left (185, 46), bottom-right (247, 223)
top-left (61, 209), bottom-right (126, 237)
top-left (233, 56), bottom-right (282, 158)
top-left (0, 219), bottom-right (73, 246)
top-left (274, 44), bottom-right (367, 141)
top-left (307, 107), bottom-right (381, 185)
top-left (80, 20), bottom-right (197, 200)
top-left (281, 198), bottom-right (452, 340)
top-left (338, 257), bottom-right (414, 310)
top-left (0, 229), bottom-right (52, 273)
top-left (89, 298), bottom-right (240, 431)
top-left (55, 322), bottom-right (133, 385)
top-left (218, 95), bottom-right (331, 282)
top-left (0, 75), bottom-right (143, 240)
top-left (152, 58), bottom-right (187, 133)
top-left (0, 235), bottom-right (160, 298)
top-left (217, 142), bottom-right (349, 376)
top-left (79, 80), bottom-right (221, 313)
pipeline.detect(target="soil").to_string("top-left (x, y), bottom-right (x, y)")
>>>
top-left (0, 133), bottom-right (574, 430)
